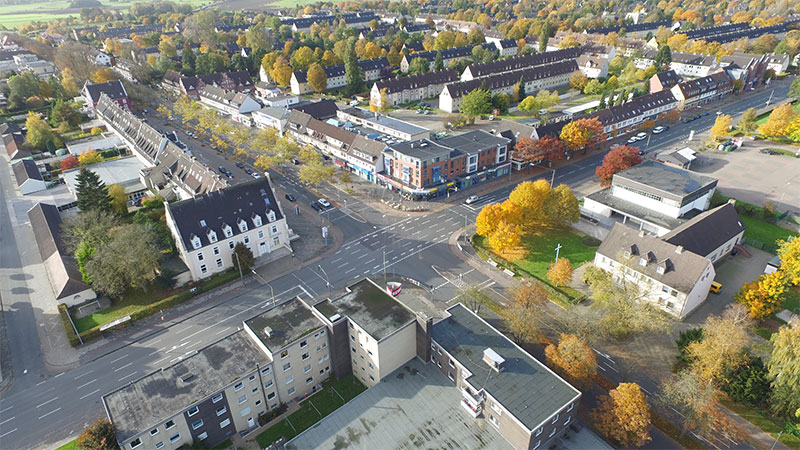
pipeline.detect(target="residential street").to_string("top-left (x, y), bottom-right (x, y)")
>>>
top-left (0, 78), bottom-right (793, 450)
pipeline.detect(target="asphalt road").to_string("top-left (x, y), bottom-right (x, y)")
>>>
top-left (0, 80), bottom-right (789, 449)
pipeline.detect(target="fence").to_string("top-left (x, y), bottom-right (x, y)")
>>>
top-left (742, 236), bottom-right (778, 254)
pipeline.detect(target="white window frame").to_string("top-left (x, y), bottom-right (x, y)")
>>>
top-left (187, 406), bottom-right (199, 416)
top-left (220, 418), bottom-right (231, 428)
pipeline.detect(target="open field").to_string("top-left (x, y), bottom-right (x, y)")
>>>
top-left (0, 0), bottom-right (209, 28)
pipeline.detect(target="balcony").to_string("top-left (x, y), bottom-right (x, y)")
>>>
top-left (461, 399), bottom-right (482, 418)
top-left (462, 387), bottom-right (484, 407)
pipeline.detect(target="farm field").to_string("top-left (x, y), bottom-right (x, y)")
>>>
top-left (0, 0), bottom-right (210, 28)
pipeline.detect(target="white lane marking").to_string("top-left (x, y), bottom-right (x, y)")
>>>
top-left (331, 257), bottom-right (343, 264)
top-left (109, 354), bottom-right (128, 364)
top-left (38, 408), bottom-right (61, 420)
top-left (297, 284), bottom-right (312, 299)
top-left (0, 416), bottom-right (15, 426)
top-left (345, 267), bottom-right (356, 275)
top-left (35, 398), bottom-right (58, 408)
top-left (0, 406), bottom-right (13, 414)
top-left (79, 389), bottom-right (100, 400)
top-left (76, 379), bottom-right (97, 390)
top-left (54, 373), bottom-right (64, 378)
top-left (215, 326), bottom-right (233, 335)
top-left (113, 362), bottom-right (134, 372)
top-left (36, 380), bottom-right (46, 386)
top-left (118, 371), bottom-right (138, 382)
top-left (0, 428), bottom-right (17, 438)
top-left (357, 253), bottom-right (368, 259)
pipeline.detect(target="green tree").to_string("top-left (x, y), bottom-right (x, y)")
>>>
top-left (789, 77), bottom-right (800, 99)
top-left (108, 184), bottom-right (128, 216)
top-left (181, 46), bottom-right (196, 75)
top-left (8, 71), bottom-right (41, 99)
top-left (76, 418), bottom-right (119, 450)
top-left (654, 45), bottom-right (672, 71)
top-left (75, 168), bottom-right (112, 213)
top-left (298, 146), bottom-right (336, 186)
top-left (85, 223), bottom-right (161, 297)
top-left (491, 93), bottom-right (510, 113)
top-left (232, 241), bottom-right (255, 272)
top-left (460, 88), bottom-right (492, 117)
top-left (344, 39), bottom-right (364, 94)
top-left (408, 56), bottom-right (429, 74)
top-left (738, 108), bottom-right (759, 134)
top-left (675, 328), bottom-right (704, 365)
top-left (25, 112), bottom-right (62, 151)
top-left (434, 51), bottom-right (444, 71)
top-left (539, 21), bottom-right (550, 53)
top-left (767, 318), bottom-right (800, 419)
top-left (720, 355), bottom-right (770, 407)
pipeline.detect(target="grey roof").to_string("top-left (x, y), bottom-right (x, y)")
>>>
top-left (387, 138), bottom-right (453, 161)
top-left (103, 331), bottom-right (267, 443)
top-left (582, 90), bottom-right (677, 128)
top-left (290, 99), bottom-right (339, 120)
top-left (338, 107), bottom-right (427, 136)
top-left (464, 47), bottom-right (581, 78)
top-left (62, 156), bottom-right (146, 195)
top-left (13, 159), bottom-right (42, 184)
top-left (406, 43), bottom-right (495, 63)
top-left (432, 304), bottom-right (580, 431)
top-left (597, 223), bottom-right (712, 294)
top-left (313, 278), bottom-right (416, 340)
top-left (653, 70), bottom-right (682, 88)
top-left (83, 80), bottom-right (127, 104)
top-left (293, 58), bottom-right (389, 83)
top-left (2, 132), bottom-right (28, 159)
top-left (438, 129), bottom-right (510, 156)
top-left (374, 70), bottom-right (458, 94)
top-left (612, 160), bottom-right (718, 202)
top-left (673, 71), bottom-right (732, 99)
top-left (586, 19), bottom-right (670, 34)
top-left (167, 177), bottom-right (283, 251)
top-left (640, 49), bottom-right (716, 67)
top-left (683, 23), bottom-right (749, 40)
top-left (662, 202), bottom-right (746, 257)
top-left (27, 203), bottom-right (92, 299)
top-left (444, 60), bottom-right (577, 99)
top-left (0, 122), bottom-right (21, 135)
top-left (244, 299), bottom-right (325, 352)
top-left (587, 187), bottom-right (687, 230)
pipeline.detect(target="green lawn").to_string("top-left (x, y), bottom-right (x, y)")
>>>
top-left (54, 440), bottom-right (77, 450)
top-left (255, 376), bottom-right (366, 448)
top-left (755, 101), bottom-right (800, 125)
top-left (719, 398), bottom-right (800, 448)
top-left (511, 229), bottom-right (599, 280)
top-left (73, 283), bottom-right (178, 333)
top-left (783, 286), bottom-right (800, 314)
top-left (740, 215), bottom-right (796, 249)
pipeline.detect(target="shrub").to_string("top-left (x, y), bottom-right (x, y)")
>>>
top-left (258, 404), bottom-right (288, 426)
top-left (58, 304), bottom-right (80, 347)
top-left (675, 328), bottom-right (704, 365)
top-left (720, 355), bottom-right (770, 406)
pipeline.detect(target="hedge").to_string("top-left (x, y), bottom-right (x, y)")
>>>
top-left (58, 304), bottom-right (80, 347)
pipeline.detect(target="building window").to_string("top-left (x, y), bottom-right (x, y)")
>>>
top-left (491, 402), bottom-right (502, 415)
top-left (244, 236), bottom-right (250, 244)
top-left (304, 364), bottom-right (311, 373)
top-left (285, 375), bottom-right (294, 384)
top-left (149, 429), bottom-right (158, 436)
top-left (234, 382), bottom-right (243, 391)
top-left (265, 380), bottom-right (273, 388)
top-left (240, 407), bottom-right (251, 416)
top-left (164, 420), bottom-right (175, 430)
top-left (261, 367), bottom-right (271, 376)
top-left (448, 359), bottom-right (455, 368)
top-left (281, 350), bottom-right (289, 359)
top-left (306, 377), bottom-right (313, 384)
top-left (213, 246), bottom-right (219, 255)
top-left (567, 403), bottom-right (574, 412)
top-left (169, 434), bottom-right (180, 443)
top-left (191, 420), bottom-right (203, 430)
top-left (216, 258), bottom-right (223, 268)
top-left (220, 418), bottom-right (231, 428)
top-left (287, 386), bottom-right (296, 395)
top-left (129, 439), bottom-right (142, 449)
top-left (564, 416), bottom-right (571, 426)
top-left (154, 442), bottom-right (164, 449)
top-left (249, 375), bottom-right (256, 382)
top-left (200, 264), bottom-right (207, 274)
top-left (273, 237), bottom-right (280, 246)
top-left (300, 340), bottom-right (308, 348)
top-left (267, 392), bottom-right (275, 400)
top-left (229, 241), bottom-right (235, 249)
top-left (533, 440), bottom-right (541, 449)
top-left (187, 406), bottom-right (199, 416)
top-left (488, 415), bottom-right (499, 428)
top-left (237, 395), bottom-right (247, 404)
top-left (197, 432), bottom-right (208, 441)
top-left (302, 352), bottom-right (309, 360)
top-left (283, 362), bottom-right (291, 371)
top-left (212, 393), bottom-right (223, 403)
top-left (448, 372), bottom-right (454, 381)
top-left (549, 427), bottom-right (556, 437)
top-left (197, 252), bottom-right (204, 261)
top-left (216, 406), bottom-right (227, 416)
top-left (255, 400), bottom-right (262, 406)
top-left (258, 230), bottom-right (264, 239)
top-left (536, 426), bottom-right (543, 436)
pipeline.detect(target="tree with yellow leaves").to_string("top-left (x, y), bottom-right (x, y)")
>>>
top-left (776, 238), bottom-right (800, 285)
top-left (735, 271), bottom-right (789, 319)
top-left (785, 115), bottom-right (800, 142)
top-left (547, 257), bottom-right (573, 286)
top-left (91, 67), bottom-right (117, 83)
top-left (591, 383), bottom-right (651, 448)
top-left (270, 56), bottom-right (292, 86)
top-left (560, 117), bottom-right (605, 151)
top-left (710, 114), bottom-right (733, 141)
top-left (476, 203), bottom-right (505, 237)
top-left (545, 333), bottom-right (597, 389)
top-left (759, 103), bottom-right (796, 137)
top-left (508, 179), bottom-right (551, 227)
top-left (307, 63), bottom-right (327, 93)
top-left (78, 149), bottom-right (103, 166)
top-left (488, 221), bottom-right (521, 254)
top-left (688, 303), bottom-right (754, 383)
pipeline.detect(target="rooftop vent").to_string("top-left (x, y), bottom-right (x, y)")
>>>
top-left (263, 326), bottom-right (273, 338)
top-left (483, 348), bottom-right (505, 372)
top-left (675, 245), bottom-right (684, 255)
top-left (181, 374), bottom-right (196, 383)
top-left (329, 313), bottom-right (341, 322)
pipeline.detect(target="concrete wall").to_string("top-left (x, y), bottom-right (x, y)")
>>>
top-left (377, 321), bottom-right (417, 381)
top-left (678, 263), bottom-right (715, 319)
top-left (272, 326), bottom-right (330, 403)
top-left (349, 320), bottom-right (382, 387)
top-left (122, 409), bottom-right (192, 450)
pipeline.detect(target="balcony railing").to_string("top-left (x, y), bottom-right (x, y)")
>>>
top-left (461, 399), bottom-right (482, 418)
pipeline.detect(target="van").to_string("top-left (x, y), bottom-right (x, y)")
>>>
top-left (709, 281), bottom-right (722, 294)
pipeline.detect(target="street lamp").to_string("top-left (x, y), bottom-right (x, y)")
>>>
top-left (233, 252), bottom-right (245, 287)
top-left (250, 268), bottom-right (275, 305)
top-left (318, 264), bottom-right (331, 293)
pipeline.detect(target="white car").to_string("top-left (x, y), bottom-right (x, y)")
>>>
top-left (465, 195), bottom-right (479, 204)
top-left (636, 132), bottom-right (648, 139)
top-left (318, 198), bottom-right (331, 208)
top-left (627, 137), bottom-right (638, 144)
top-left (652, 126), bottom-right (666, 134)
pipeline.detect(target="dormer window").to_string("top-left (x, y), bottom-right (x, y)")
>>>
top-left (237, 218), bottom-right (248, 233)
top-left (267, 210), bottom-right (277, 222)
top-left (639, 258), bottom-right (647, 267)
top-left (657, 266), bottom-right (666, 275)
top-left (191, 234), bottom-right (202, 249)
top-left (252, 213), bottom-right (262, 227)
top-left (207, 229), bottom-right (217, 243)
top-left (222, 224), bottom-right (233, 238)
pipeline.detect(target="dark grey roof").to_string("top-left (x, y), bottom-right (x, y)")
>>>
top-left (438, 129), bottom-right (510, 156)
top-left (167, 177), bottom-right (283, 251)
top-left (83, 80), bottom-right (128, 104)
top-left (707, 23), bottom-right (787, 44)
top-left (403, 41), bottom-right (425, 52)
top-left (0, 122), bottom-right (21, 135)
top-left (433, 304), bottom-right (580, 431)
top-left (597, 223), bottom-right (712, 294)
top-left (290, 99), bottom-right (339, 120)
top-left (662, 202), bottom-right (745, 257)
top-left (27, 203), bottom-right (93, 299)
top-left (374, 70), bottom-right (458, 94)
top-left (582, 90), bottom-right (677, 127)
top-left (683, 23), bottom-right (749, 40)
top-left (2, 132), bottom-right (28, 159)
top-left (293, 58), bottom-right (389, 83)
top-left (406, 43), bottom-right (495, 63)
top-left (13, 159), bottom-right (42, 184)
top-left (245, 299), bottom-right (325, 352)
top-left (640, 49), bottom-right (716, 67)
top-left (674, 71), bottom-right (732, 99)
top-left (463, 47), bottom-right (580, 78)
top-left (103, 331), bottom-right (267, 443)
top-left (653, 70), bottom-right (681, 88)
top-left (444, 59), bottom-right (577, 99)
top-left (387, 138), bottom-right (452, 161)
top-left (586, 19), bottom-right (670, 34)
top-left (612, 160), bottom-right (718, 201)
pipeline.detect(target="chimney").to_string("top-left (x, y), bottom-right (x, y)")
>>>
top-left (675, 245), bottom-right (683, 254)
top-left (263, 326), bottom-right (273, 338)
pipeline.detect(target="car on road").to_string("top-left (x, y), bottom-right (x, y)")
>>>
top-left (245, 168), bottom-right (252, 175)
top-left (285, 194), bottom-right (296, 202)
top-left (318, 198), bottom-right (331, 208)
top-left (465, 195), bottom-right (480, 204)
top-left (235, 162), bottom-right (245, 169)
top-left (638, 148), bottom-right (645, 155)
top-left (310, 202), bottom-right (323, 211)
top-left (252, 172), bottom-right (261, 179)
top-left (760, 149), bottom-right (777, 155)
top-left (627, 137), bottom-right (639, 144)
top-left (702, 111), bottom-right (710, 116)
top-left (652, 126), bottom-right (668, 134)
top-left (635, 132), bottom-right (648, 139)
top-left (424, 110), bottom-right (431, 115)
top-left (218, 166), bottom-right (228, 174)
top-left (416, 109), bottom-right (422, 114)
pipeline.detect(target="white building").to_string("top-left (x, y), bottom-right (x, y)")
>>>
top-left (371, 70), bottom-right (459, 108)
top-left (65, 132), bottom-right (122, 156)
top-left (12, 159), bottom-right (47, 194)
top-left (577, 55), bottom-right (609, 79)
top-left (62, 156), bottom-right (149, 205)
top-left (635, 50), bottom-right (716, 77)
top-left (165, 177), bottom-right (292, 281)
top-left (252, 106), bottom-right (292, 131)
top-left (336, 107), bottom-right (430, 141)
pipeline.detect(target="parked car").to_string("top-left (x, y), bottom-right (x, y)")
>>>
top-left (465, 195), bottom-right (479, 204)
top-left (760, 149), bottom-right (777, 155)
top-left (702, 111), bottom-right (710, 116)
top-left (652, 126), bottom-right (668, 134)
top-left (218, 166), bottom-right (228, 174)
top-left (245, 168), bottom-right (252, 175)
top-left (637, 148), bottom-right (645, 156)
top-left (627, 137), bottom-right (638, 144)
top-left (636, 132), bottom-right (648, 139)
top-left (252, 172), bottom-right (261, 179)
top-left (424, 110), bottom-right (431, 115)
top-left (235, 162), bottom-right (245, 169)
top-left (285, 194), bottom-right (296, 202)
top-left (318, 198), bottom-right (331, 208)
top-left (291, 158), bottom-right (300, 165)
top-left (416, 109), bottom-right (422, 114)
top-left (709, 281), bottom-right (722, 294)
top-left (310, 202), bottom-right (323, 211)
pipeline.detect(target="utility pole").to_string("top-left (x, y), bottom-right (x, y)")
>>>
top-left (555, 243), bottom-right (562, 263)
top-left (318, 264), bottom-right (331, 294)
top-left (234, 252), bottom-right (245, 286)
top-left (250, 268), bottom-right (275, 304)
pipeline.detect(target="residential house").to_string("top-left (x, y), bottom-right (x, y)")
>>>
top-left (289, 99), bottom-right (339, 120)
top-left (577, 55), bottom-right (609, 79)
top-left (290, 58), bottom-right (389, 94)
top-left (13, 159), bottom-right (47, 194)
top-left (670, 71), bottom-right (733, 108)
top-left (661, 201), bottom-right (746, 263)
top-left (637, 50), bottom-right (716, 77)
top-left (585, 19), bottom-right (671, 35)
top-left (581, 90), bottom-right (678, 135)
top-left (400, 44), bottom-right (495, 72)
top-left (493, 39), bottom-right (519, 57)
top-left (2, 125), bottom-right (28, 159)
top-left (460, 47), bottom-right (581, 81)
top-left (161, 70), bottom-right (254, 97)
top-left (594, 223), bottom-right (716, 319)
top-left (252, 106), bottom-right (292, 131)
top-left (402, 41), bottom-right (425, 53)
top-left (705, 23), bottom-right (788, 44)
top-left (583, 160), bottom-right (719, 236)
top-left (336, 107), bottom-right (430, 141)
top-left (581, 43), bottom-right (616, 60)
top-left (440, 60), bottom-right (577, 113)
top-left (718, 52), bottom-right (768, 88)
top-left (683, 23), bottom-right (750, 41)
top-left (371, 70), bottom-right (458, 107)
top-left (65, 132), bottom-right (122, 156)
top-left (82, 80), bottom-right (130, 110)
top-left (27, 203), bottom-right (96, 305)
top-left (649, 70), bottom-right (682, 93)
top-left (764, 54), bottom-right (790, 74)
top-left (198, 85), bottom-right (262, 125)
top-left (164, 177), bottom-right (291, 281)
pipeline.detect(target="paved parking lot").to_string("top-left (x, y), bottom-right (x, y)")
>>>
top-left (692, 143), bottom-right (800, 213)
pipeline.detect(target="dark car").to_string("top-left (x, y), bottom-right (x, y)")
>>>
top-left (218, 166), bottom-right (227, 174)
top-left (760, 149), bottom-right (777, 155)
top-left (310, 202), bottom-right (323, 211)
top-left (235, 162), bottom-right (245, 169)
top-left (702, 111), bottom-right (710, 116)
top-left (245, 168), bottom-right (252, 175)
top-left (285, 194), bottom-right (296, 202)
top-left (291, 159), bottom-right (300, 165)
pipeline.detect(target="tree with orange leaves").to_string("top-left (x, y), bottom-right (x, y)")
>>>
top-left (547, 257), bottom-right (573, 286)
top-left (514, 136), bottom-right (566, 164)
top-left (560, 117), bottom-right (605, 151)
top-left (735, 271), bottom-right (789, 319)
top-left (545, 333), bottom-right (597, 389)
top-left (595, 145), bottom-right (642, 186)
top-left (592, 383), bottom-right (652, 447)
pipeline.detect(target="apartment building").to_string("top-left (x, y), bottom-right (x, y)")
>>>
top-left (198, 85), bottom-right (262, 123)
top-left (400, 44), bottom-right (495, 72)
top-left (635, 50), bottom-right (717, 77)
top-left (82, 80), bottom-right (129, 110)
top-left (431, 304), bottom-right (581, 450)
top-left (583, 160), bottom-right (719, 236)
top-left (164, 177), bottom-right (291, 281)
top-left (582, 90), bottom-right (678, 135)
top-left (577, 55), bottom-right (609, 79)
top-left (718, 52), bottom-right (769, 89)
top-left (371, 70), bottom-right (459, 107)
top-left (290, 58), bottom-right (389, 94)
top-left (670, 71), bottom-right (733, 108)
top-left (649, 70), bottom-right (682, 93)
top-left (460, 47), bottom-right (581, 81)
top-left (161, 69), bottom-right (254, 97)
top-left (493, 39), bottom-right (519, 57)
top-left (440, 60), bottom-right (577, 113)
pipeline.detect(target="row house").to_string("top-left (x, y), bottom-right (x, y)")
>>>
top-left (649, 70), bottom-right (682, 93)
top-left (718, 52), bottom-right (769, 89)
top-left (460, 47), bottom-right (581, 81)
top-left (707, 23), bottom-right (788, 44)
top-left (585, 19), bottom-right (671, 35)
top-left (439, 60), bottom-right (577, 113)
top-left (161, 69), bottom-right (254, 97)
top-left (198, 85), bottom-right (262, 125)
top-left (635, 50), bottom-right (717, 77)
top-left (165, 177), bottom-right (291, 281)
top-left (577, 55), bottom-right (609, 79)
top-left (379, 130), bottom-right (511, 197)
top-left (290, 58), bottom-right (390, 94)
top-left (764, 54), bottom-right (790, 74)
top-left (492, 39), bottom-right (519, 57)
top-left (82, 80), bottom-right (130, 110)
top-left (547, 31), bottom-right (647, 57)
top-left (682, 23), bottom-right (749, 40)
top-left (400, 43), bottom-right (495, 72)
top-left (583, 90), bottom-right (678, 135)
top-left (669, 71), bottom-right (733, 109)
top-left (370, 70), bottom-right (459, 108)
